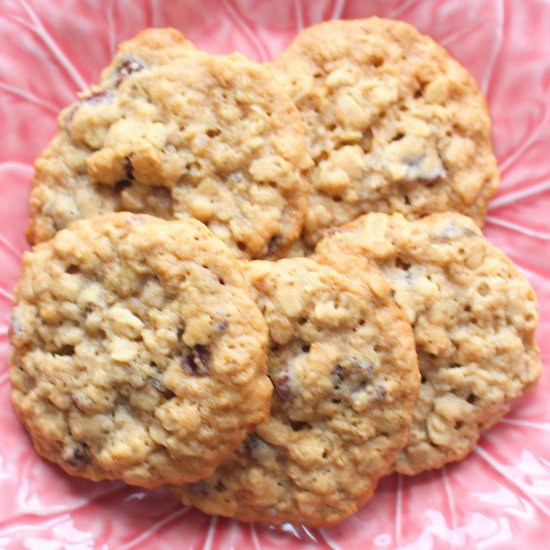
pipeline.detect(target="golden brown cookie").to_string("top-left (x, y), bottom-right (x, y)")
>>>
top-left (314, 212), bottom-right (541, 475)
top-left (27, 35), bottom-right (310, 259)
top-left (171, 258), bottom-right (419, 526)
top-left (272, 18), bottom-right (499, 247)
top-left (10, 213), bottom-right (272, 487)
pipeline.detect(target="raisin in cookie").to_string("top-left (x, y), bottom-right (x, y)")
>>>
top-left (98, 28), bottom-right (196, 88)
top-left (314, 212), bottom-right (541, 475)
top-left (271, 18), bottom-right (499, 247)
top-left (171, 258), bottom-right (419, 526)
top-left (10, 213), bottom-right (272, 487)
top-left (27, 46), bottom-right (310, 259)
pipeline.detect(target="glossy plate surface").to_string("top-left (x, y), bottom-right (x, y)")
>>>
top-left (1, 0), bottom-right (549, 548)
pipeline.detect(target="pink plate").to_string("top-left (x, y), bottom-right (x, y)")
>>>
top-left (1, 0), bottom-right (550, 548)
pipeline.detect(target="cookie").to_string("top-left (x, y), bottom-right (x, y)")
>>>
top-left (9, 213), bottom-right (272, 487)
top-left (271, 18), bottom-right (499, 247)
top-left (27, 43), bottom-right (310, 260)
top-left (314, 212), bottom-right (541, 475)
top-left (171, 258), bottom-right (419, 526)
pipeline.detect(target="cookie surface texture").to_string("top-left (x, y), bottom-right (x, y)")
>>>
top-left (314, 212), bottom-right (541, 474)
top-left (172, 257), bottom-right (419, 526)
top-left (10, 213), bottom-right (272, 487)
top-left (272, 17), bottom-right (499, 247)
top-left (98, 28), bottom-right (197, 87)
top-left (28, 39), bottom-right (310, 259)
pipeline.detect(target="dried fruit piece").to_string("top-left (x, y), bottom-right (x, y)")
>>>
top-left (243, 433), bottom-right (264, 460)
top-left (273, 371), bottom-right (293, 401)
top-left (63, 442), bottom-right (90, 469)
top-left (81, 89), bottom-right (113, 105)
top-left (183, 345), bottom-right (210, 375)
top-left (115, 57), bottom-right (146, 86)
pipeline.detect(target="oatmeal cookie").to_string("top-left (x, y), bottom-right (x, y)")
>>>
top-left (171, 258), bottom-right (419, 526)
top-left (27, 44), bottom-right (310, 259)
top-left (272, 18), bottom-right (499, 247)
top-left (10, 213), bottom-right (272, 487)
top-left (314, 212), bottom-right (541, 474)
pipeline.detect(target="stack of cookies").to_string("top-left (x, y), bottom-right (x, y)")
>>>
top-left (9, 19), bottom-right (541, 527)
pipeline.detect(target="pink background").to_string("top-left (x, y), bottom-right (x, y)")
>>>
top-left (1, 0), bottom-right (549, 548)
